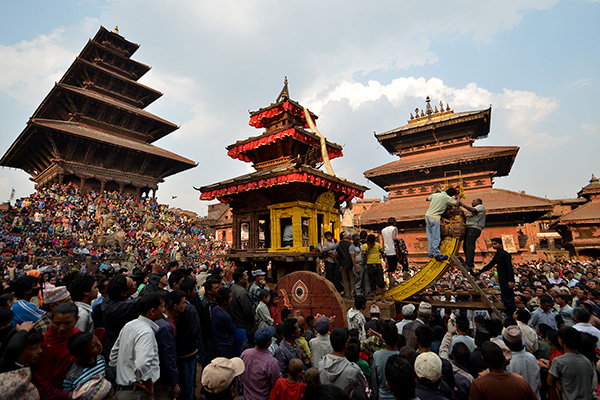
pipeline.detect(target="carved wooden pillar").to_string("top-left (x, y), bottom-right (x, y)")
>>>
top-left (100, 180), bottom-right (106, 193)
top-left (119, 183), bottom-right (124, 194)
top-left (58, 173), bottom-right (64, 185)
top-left (79, 177), bottom-right (86, 192)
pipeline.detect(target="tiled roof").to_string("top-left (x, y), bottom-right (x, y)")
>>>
top-left (568, 238), bottom-right (600, 249)
top-left (364, 146), bottom-right (518, 178)
top-left (358, 188), bottom-right (554, 225)
top-left (556, 201), bottom-right (600, 224)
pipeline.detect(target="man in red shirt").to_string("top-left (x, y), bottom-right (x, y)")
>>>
top-left (470, 341), bottom-right (537, 400)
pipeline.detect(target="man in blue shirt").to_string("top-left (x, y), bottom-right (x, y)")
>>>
top-left (11, 275), bottom-right (44, 328)
top-left (529, 295), bottom-right (557, 330)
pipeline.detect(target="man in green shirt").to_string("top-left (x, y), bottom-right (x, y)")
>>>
top-left (425, 187), bottom-right (458, 261)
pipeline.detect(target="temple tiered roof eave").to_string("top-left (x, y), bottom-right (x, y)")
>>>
top-left (80, 39), bottom-right (151, 80)
top-left (0, 119), bottom-right (197, 176)
top-left (93, 26), bottom-right (140, 57)
top-left (364, 145), bottom-right (519, 190)
top-left (553, 201), bottom-right (600, 225)
top-left (60, 57), bottom-right (162, 108)
top-left (226, 125), bottom-right (343, 162)
top-left (198, 164), bottom-right (368, 202)
top-left (30, 83), bottom-right (178, 142)
top-left (375, 108), bottom-right (491, 155)
top-left (359, 188), bottom-right (554, 226)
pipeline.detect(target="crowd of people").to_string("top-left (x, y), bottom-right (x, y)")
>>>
top-left (1, 247), bottom-right (600, 400)
top-left (0, 183), bottom-right (229, 273)
top-left (1, 186), bottom-right (600, 399)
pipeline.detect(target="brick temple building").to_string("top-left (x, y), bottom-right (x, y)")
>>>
top-left (552, 175), bottom-right (600, 259)
top-left (358, 98), bottom-right (554, 264)
top-left (0, 26), bottom-right (197, 196)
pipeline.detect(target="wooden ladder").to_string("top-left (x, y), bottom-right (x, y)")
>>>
top-left (450, 255), bottom-right (505, 323)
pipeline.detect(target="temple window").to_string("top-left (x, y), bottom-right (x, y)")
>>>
top-left (258, 215), bottom-right (270, 249)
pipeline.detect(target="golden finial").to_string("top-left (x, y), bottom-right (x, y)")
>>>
top-left (434, 106), bottom-right (439, 113)
top-left (425, 96), bottom-right (433, 116)
top-left (276, 76), bottom-right (290, 102)
top-left (591, 174), bottom-right (599, 183)
top-left (420, 110), bottom-right (425, 117)
top-left (439, 101), bottom-right (444, 112)
top-left (410, 113), bottom-right (414, 120)
top-left (446, 103), bottom-right (451, 111)
top-left (113, 26), bottom-right (119, 34)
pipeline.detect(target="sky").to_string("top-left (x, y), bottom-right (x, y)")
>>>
top-left (0, 0), bottom-right (598, 216)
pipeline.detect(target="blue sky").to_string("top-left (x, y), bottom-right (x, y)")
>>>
top-left (0, 0), bottom-right (598, 215)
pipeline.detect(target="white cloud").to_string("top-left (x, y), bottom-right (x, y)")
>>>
top-left (305, 77), bottom-right (568, 152)
top-left (0, 17), bottom-right (100, 106)
top-left (582, 123), bottom-right (600, 135)
top-left (572, 78), bottom-right (594, 87)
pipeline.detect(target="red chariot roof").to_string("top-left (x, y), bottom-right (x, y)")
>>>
top-left (227, 127), bottom-right (343, 162)
top-left (200, 165), bottom-right (366, 203)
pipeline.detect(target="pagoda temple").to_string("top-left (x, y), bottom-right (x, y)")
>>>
top-left (359, 97), bottom-right (554, 264)
top-left (198, 79), bottom-right (367, 279)
top-left (0, 26), bottom-right (197, 196)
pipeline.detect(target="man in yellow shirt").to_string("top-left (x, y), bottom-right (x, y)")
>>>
top-left (362, 234), bottom-right (389, 303)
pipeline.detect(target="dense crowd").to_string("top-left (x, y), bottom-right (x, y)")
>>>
top-left (0, 186), bottom-right (600, 400)
top-left (0, 250), bottom-right (600, 400)
top-left (0, 183), bottom-right (228, 274)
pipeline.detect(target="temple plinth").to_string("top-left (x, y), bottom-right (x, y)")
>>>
top-left (198, 79), bottom-right (367, 278)
top-left (0, 26), bottom-right (197, 196)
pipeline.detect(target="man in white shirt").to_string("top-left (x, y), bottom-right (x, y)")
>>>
top-left (503, 325), bottom-right (541, 400)
top-left (396, 304), bottom-right (415, 335)
top-left (573, 307), bottom-right (600, 349)
top-left (110, 292), bottom-right (165, 399)
top-left (341, 201), bottom-right (355, 234)
top-left (513, 309), bottom-right (539, 353)
top-left (380, 217), bottom-right (399, 285)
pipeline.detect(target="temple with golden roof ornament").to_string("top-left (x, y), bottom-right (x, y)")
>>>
top-left (198, 79), bottom-right (367, 279)
top-left (359, 97), bottom-right (555, 264)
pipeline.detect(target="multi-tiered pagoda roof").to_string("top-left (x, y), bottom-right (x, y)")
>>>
top-left (200, 79), bottom-right (366, 204)
top-left (1, 26), bottom-right (196, 195)
top-left (360, 97), bottom-right (553, 226)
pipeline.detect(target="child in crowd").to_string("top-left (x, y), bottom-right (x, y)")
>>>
top-left (269, 324), bottom-right (285, 356)
top-left (270, 358), bottom-right (306, 400)
top-left (256, 289), bottom-right (274, 329)
top-left (0, 324), bottom-right (43, 373)
top-left (268, 292), bottom-right (282, 325)
top-left (304, 316), bottom-right (316, 342)
top-left (63, 331), bottom-right (113, 399)
top-left (295, 316), bottom-right (312, 368)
